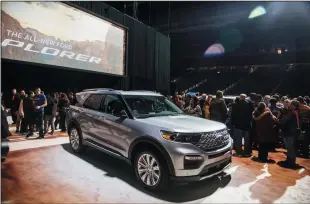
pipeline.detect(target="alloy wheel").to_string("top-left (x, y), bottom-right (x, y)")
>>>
top-left (70, 128), bottom-right (80, 150)
top-left (137, 153), bottom-right (161, 186)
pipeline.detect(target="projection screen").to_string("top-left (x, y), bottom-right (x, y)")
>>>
top-left (1, 2), bottom-right (126, 76)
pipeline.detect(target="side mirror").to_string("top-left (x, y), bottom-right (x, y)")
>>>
top-left (120, 110), bottom-right (128, 118)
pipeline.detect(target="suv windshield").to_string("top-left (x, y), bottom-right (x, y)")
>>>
top-left (122, 95), bottom-right (183, 118)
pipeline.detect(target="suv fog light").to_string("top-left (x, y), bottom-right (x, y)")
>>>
top-left (185, 156), bottom-right (204, 161)
top-left (184, 155), bottom-right (204, 169)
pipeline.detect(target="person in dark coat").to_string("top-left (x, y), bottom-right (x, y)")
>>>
top-left (58, 93), bottom-right (70, 132)
top-left (231, 94), bottom-right (254, 157)
top-left (54, 92), bottom-right (60, 130)
top-left (44, 93), bottom-right (58, 135)
top-left (268, 97), bottom-right (283, 151)
top-left (252, 102), bottom-right (278, 163)
top-left (229, 96), bottom-right (239, 148)
top-left (277, 100), bottom-right (300, 169)
top-left (210, 90), bottom-right (227, 123)
top-left (1, 104), bottom-right (11, 162)
top-left (251, 94), bottom-right (263, 150)
top-left (23, 91), bottom-right (35, 138)
top-left (1, 104), bottom-right (11, 138)
top-left (68, 92), bottom-right (74, 105)
top-left (199, 94), bottom-right (207, 118)
top-left (297, 96), bottom-right (310, 158)
top-left (11, 89), bottom-right (20, 124)
top-left (269, 98), bottom-right (282, 118)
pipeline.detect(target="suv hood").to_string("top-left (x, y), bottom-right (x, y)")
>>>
top-left (136, 115), bottom-right (226, 133)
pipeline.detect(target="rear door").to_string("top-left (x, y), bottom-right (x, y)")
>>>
top-left (79, 94), bottom-right (105, 141)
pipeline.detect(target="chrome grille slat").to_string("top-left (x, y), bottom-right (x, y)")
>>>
top-left (195, 129), bottom-right (230, 151)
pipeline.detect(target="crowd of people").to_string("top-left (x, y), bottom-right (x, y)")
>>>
top-left (169, 91), bottom-right (310, 169)
top-left (2, 88), bottom-right (75, 139)
top-left (2, 88), bottom-right (310, 169)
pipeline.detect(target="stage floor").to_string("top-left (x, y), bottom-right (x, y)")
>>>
top-left (2, 129), bottom-right (310, 203)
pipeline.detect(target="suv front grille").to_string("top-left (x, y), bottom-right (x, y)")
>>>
top-left (195, 129), bottom-right (230, 151)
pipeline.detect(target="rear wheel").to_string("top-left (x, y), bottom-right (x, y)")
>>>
top-left (134, 150), bottom-right (169, 191)
top-left (69, 126), bottom-right (85, 153)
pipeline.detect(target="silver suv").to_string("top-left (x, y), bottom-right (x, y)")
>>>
top-left (66, 88), bottom-right (233, 190)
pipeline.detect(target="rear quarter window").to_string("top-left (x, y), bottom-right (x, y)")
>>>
top-left (83, 94), bottom-right (105, 110)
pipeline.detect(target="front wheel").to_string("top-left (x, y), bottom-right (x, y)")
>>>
top-left (134, 151), bottom-right (170, 191)
top-left (69, 127), bottom-right (85, 153)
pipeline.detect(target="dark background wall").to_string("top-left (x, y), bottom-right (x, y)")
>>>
top-left (104, 2), bottom-right (310, 78)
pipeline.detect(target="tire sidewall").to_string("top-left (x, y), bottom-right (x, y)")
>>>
top-left (134, 151), bottom-right (167, 190)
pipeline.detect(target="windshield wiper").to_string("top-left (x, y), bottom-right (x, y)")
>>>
top-left (136, 115), bottom-right (158, 118)
top-left (167, 113), bottom-right (184, 116)
top-left (136, 112), bottom-right (184, 118)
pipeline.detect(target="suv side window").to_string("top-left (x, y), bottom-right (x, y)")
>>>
top-left (102, 94), bottom-right (126, 117)
top-left (83, 94), bottom-right (105, 110)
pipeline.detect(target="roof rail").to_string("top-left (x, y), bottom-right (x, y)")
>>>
top-left (131, 90), bottom-right (156, 92)
top-left (82, 88), bottom-right (115, 92)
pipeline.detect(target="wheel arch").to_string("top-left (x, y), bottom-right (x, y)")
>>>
top-left (128, 137), bottom-right (175, 176)
top-left (67, 119), bottom-right (82, 134)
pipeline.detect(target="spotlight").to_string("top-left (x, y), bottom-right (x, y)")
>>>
top-left (204, 44), bottom-right (225, 57)
top-left (249, 6), bottom-right (266, 19)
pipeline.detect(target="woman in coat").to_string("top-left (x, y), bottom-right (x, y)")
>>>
top-left (252, 102), bottom-right (278, 162)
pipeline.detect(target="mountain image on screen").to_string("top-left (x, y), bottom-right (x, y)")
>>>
top-left (1, 3), bottom-right (126, 76)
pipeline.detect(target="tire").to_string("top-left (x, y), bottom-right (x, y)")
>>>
top-left (134, 150), bottom-right (170, 191)
top-left (69, 126), bottom-right (85, 153)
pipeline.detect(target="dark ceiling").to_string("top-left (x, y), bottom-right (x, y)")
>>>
top-left (105, 2), bottom-right (310, 78)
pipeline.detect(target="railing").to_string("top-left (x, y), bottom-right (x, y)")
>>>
top-left (184, 78), bottom-right (208, 93)
top-left (223, 65), bottom-right (260, 93)
top-left (223, 79), bottom-right (244, 93)
top-left (270, 65), bottom-right (295, 95)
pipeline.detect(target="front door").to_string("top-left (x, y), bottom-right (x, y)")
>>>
top-left (94, 94), bottom-right (132, 156)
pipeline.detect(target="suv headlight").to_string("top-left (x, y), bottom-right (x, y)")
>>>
top-left (160, 131), bottom-right (201, 143)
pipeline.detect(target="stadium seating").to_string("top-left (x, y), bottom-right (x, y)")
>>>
top-left (176, 64), bottom-right (310, 96)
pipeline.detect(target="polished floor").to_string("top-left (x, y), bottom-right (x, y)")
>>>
top-left (2, 128), bottom-right (310, 203)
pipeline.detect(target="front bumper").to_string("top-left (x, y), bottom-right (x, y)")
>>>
top-left (163, 138), bottom-right (233, 178)
top-left (171, 157), bottom-right (231, 182)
